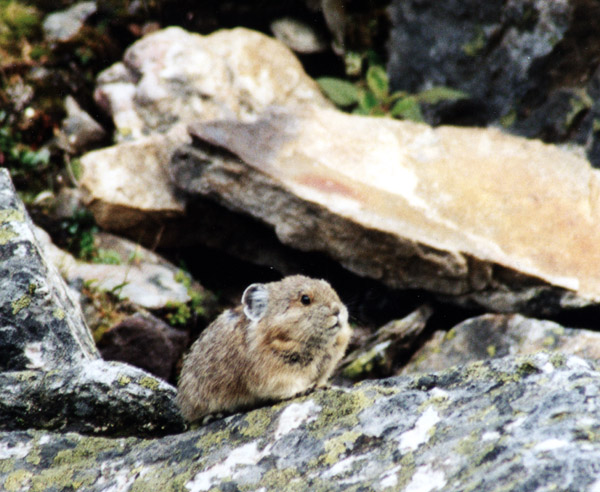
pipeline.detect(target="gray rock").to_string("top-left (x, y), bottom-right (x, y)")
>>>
top-left (2, 352), bottom-right (600, 490)
top-left (57, 96), bottom-right (107, 154)
top-left (98, 313), bottom-right (189, 382)
top-left (0, 360), bottom-right (182, 436)
top-left (387, 0), bottom-right (571, 123)
top-left (0, 168), bottom-right (184, 436)
top-left (0, 168), bottom-right (98, 371)
top-left (43, 1), bottom-right (97, 43)
top-left (34, 226), bottom-right (193, 310)
top-left (402, 313), bottom-right (600, 375)
top-left (270, 17), bottom-right (327, 53)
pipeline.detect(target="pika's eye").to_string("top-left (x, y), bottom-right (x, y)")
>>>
top-left (301, 294), bottom-right (311, 305)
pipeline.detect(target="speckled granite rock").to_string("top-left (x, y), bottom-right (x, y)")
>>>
top-left (0, 168), bottom-right (98, 371)
top-left (0, 168), bottom-right (184, 436)
top-left (3, 352), bottom-right (600, 491)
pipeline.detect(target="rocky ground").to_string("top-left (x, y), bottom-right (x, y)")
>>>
top-left (4, 1), bottom-right (600, 491)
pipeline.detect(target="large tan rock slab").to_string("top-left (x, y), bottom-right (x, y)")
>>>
top-left (175, 104), bottom-right (600, 312)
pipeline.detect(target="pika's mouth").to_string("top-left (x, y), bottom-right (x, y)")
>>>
top-left (326, 316), bottom-right (341, 332)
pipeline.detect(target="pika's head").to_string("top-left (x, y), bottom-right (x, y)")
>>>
top-left (241, 275), bottom-right (349, 342)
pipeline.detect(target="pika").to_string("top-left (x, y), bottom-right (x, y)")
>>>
top-left (177, 275), bottom-right (351, 423)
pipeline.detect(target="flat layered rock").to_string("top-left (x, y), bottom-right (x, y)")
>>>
top-left (178, 104), bottom-right (600, 312)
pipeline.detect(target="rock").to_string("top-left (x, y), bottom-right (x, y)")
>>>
top-left (0, 168), bottom-right (184, 435)
top-left (80, 26), bottom-right (600, 314)
top-left (42, 1), bottom-right (97, 43)
top-left (270, 17), bottom-right (327, 53)
top-left (338, 305), bottom-right (432, 382)
top-left (50, 186), bottom-right (84, 220)
top-left (3, 352), bottom-right (600, 490)
top-left (176, 104), bottom-right (600, 314)
top-left (98, 313), bottom-right (188, 382)
top-left (34, 226), bottom-right (192, 310)
top-left (0, 360), bottom-right (183, 436)
top-left (79, 129), bottom-right (188, 231)
top-left (401, 313), bottom-right (600, 374)
top-left (92, 26), bottom-right (331, 143)
top-left (386, 0), bottom-right (600, 169)
top-left (387, 0), bottom-right (572, 124)
top-left (0, 169), bottom-right (98, 371)
top-left (80, 26), bottom-right (331, 232)
top-left (57, 96), bottom-right (107, 154)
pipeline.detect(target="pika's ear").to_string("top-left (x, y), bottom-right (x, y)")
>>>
top-left (242, 283), bottom-right (269, 321)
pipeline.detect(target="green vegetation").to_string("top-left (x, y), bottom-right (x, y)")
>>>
top-left (165, 270), bottom-right (208, 327)
top-left (317, 56), bottom-right (467, 122)
top-left (0, 110), bottom-right (50, 187)
top-left (59, 207), bottom-right (99, 260)
top-left (0, 0), bottom-right (42, 61)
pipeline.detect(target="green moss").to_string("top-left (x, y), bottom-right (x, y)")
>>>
top-left (241, 410), bottom-right (273, 438)
top-left (166, 271), bottom-right (210, 326)
top-left (4, 469), bottom-right (33, 491)
top-left (31, 465), bottom-right (75, 491)
top-left (0, 209), bottom-right (24, 223)
top-left (25, 445), bottom-right (41, 465)
top-left (462, 27), bottom-right (486, 56)
top-left (310, 389), bottom-right (372, 436)
top-left (52, 437), bottom-right (122, 466)
top-left (139, 376), bottom-right (160, 390)
top-left (341, 344), bottom-right (388, 379)
top-left (130, 467), bottom-right (177, 492)
top-left (445, 328), bottom-right (457, 341)
top-left (566, 92), bottom-right (593, 129)
top-left (196, 428), bottom-right (231, 450)
top-left (549, 352), bottom-right (567, 368)
top-left (321, 430), bottom-right (361, 465)
top-left (0, 227), bottom-right (18, 245)
top-left (0, 455), bottom-right (15, 474)
top-left (486, 345), bottom-right (496, 357)
top-left (395, 452), bottom-right (416, 490)
top-left (11, 294), bottom-right (31, 315)
top-left (542, 336), bottom-right (556, 347)
top-left (52, 308), bottom-right (65, 320)
top-left (118, 375), bottom-right (132, 386)
top-left (455, 430), bottom-right (480, 456)
top-left (261, 468), bottom-right (303, 491)
top-left (370, 385), bottom-right (400, 397)
top-left (0, 1), bottom-right (41, 43)
top-left (500, 109), bottom-right (517, 128)
top-left (94, 248), bottom-right (122, 265)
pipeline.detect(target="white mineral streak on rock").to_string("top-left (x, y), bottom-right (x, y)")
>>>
top-left (398, 406), bottom-right (441, 452)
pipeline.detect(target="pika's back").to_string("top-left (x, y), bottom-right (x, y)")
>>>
top-left (177, 275), bottom-right (351, 423)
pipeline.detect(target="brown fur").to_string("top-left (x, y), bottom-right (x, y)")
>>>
top-left (176, 275), bottom-right (352, 422)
